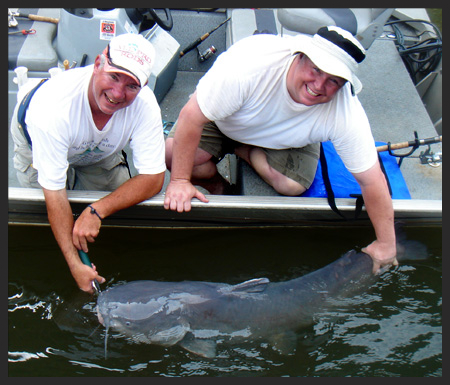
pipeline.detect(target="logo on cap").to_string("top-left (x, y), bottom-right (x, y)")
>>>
top-left (103, 33), bottom-right (156, 87)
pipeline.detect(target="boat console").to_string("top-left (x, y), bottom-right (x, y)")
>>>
top-left (8, 8), bottom-right (180, 102)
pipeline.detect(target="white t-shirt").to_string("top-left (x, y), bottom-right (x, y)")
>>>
top-left (25, 65), bottom-right (166, 190)
top-left (196, 34), bottom-right (377, 174)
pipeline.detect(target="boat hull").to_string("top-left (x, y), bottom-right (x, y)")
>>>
top-left (8, 187), bottom-right (441, 228)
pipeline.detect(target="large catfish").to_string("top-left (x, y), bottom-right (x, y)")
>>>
top-left (97, 233), bottom-right (427, 358)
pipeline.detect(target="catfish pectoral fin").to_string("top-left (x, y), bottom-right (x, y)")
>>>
top-left (178, 333), bottom-right (217, 358)
top-left (152, 324), bottom-right (190, 346)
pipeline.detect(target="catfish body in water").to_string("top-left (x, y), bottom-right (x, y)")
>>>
top-left (97, 239), bottom-right (427, 358)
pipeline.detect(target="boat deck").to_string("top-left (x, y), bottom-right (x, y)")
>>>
top-left (8, 9), bottom-right (442, 227)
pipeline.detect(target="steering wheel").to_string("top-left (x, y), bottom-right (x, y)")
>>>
top-left (126, 8), bottom-right (173, 31)
top-left (147, 9), bottom-right (173, 31)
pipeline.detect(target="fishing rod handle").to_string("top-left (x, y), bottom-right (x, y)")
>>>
top-left (19, 12), bottom-right (59, 24)
top-left (78, 250), bottom-right (92, 266)
top-left (78, 250), bottom-right (101, 293)
top-left (179, 38), bottom-right (204, 57)
top-left (377, 135), bottom-right (442, 152)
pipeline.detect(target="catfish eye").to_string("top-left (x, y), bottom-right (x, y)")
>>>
top-left (126, 322), bottom-right (131, 326)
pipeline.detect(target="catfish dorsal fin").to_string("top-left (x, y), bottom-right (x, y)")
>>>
top-left (228, 278), bottom-right (270, 293)
top-left (232, 278), bottom-right (270, 292)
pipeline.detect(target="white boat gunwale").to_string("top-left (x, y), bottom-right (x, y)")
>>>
top-left (8, 187), bottom-right (442, 228)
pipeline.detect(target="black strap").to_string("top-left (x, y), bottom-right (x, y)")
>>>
top-left (319, 143), bottom-right (364, 220)
top-left (350, 194), bottom-right (364, 219)
top-left (320, 143), bottom-right (346, 219)
top-left (121, 150), bottom-right (132, 178)
top-left (17, 78), bottom-right (48, 148)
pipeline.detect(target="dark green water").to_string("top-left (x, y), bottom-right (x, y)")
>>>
top-left (8, 224), bottom-right (442, 377)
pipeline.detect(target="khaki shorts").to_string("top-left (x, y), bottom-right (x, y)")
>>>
top-left (168, 120), bottom-right (319, 188)
top-left (10, 103), bottom-right (130, 191)
top-left (14, 150), bottom-right (130, 191)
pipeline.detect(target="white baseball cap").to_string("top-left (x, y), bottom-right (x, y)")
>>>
top-left (102, 33), bottom-right (155, 87)
top-left (292, 26), bottom-right (366, 95)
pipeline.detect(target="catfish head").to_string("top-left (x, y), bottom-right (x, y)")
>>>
top-left (97, 297), bottom-right (189, 346)
top-left (97, 281), bottom-right (210, 347)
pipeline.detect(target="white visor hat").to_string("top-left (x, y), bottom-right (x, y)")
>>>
top-left (292, 26), bottom-right (366, 95)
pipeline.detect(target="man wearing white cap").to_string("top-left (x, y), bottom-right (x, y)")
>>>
top-left (10, 33), bottom-right (166, 292)
top-left (165, 26), bottom-right (397, 271)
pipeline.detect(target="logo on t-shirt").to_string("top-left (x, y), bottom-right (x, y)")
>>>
top-left (70, 140), bottom-right (113, 166)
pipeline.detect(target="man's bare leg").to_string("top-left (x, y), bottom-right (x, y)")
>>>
top-left (235, 144), bottom-right (306, 196)
top-left (166, 137), bottom-right (230, 195)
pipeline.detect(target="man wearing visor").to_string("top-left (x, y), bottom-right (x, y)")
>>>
top-left (10, 33), bottom-right (166, 292)
top-left (164, 26), bottom-right (397, 272)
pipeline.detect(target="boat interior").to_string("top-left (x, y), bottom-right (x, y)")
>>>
top-left (8, 8), bottom-right (442, 227)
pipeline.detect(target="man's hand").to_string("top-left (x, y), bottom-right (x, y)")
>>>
top-left (70, 261), bottom-right (105, 293)
top-left (362, 239), bottom-right (398, 274)
top-left (164, 179), bottom-right (209, 212)
top-left (72, 206), bottom-right (102, 252)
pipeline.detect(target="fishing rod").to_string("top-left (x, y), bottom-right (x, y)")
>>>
top-left (8, 9), bottom-right (59, 26)
top-left (377, 133), bottom-right (442, 167)
top-left (78, 250), bottom-right (101, 294)
top-left (376, 134), bottom-right (442, 152)
top-left (179, 16), bottom-right (231, 57)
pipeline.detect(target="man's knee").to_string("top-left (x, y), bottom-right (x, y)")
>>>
top-left (272, 177), bottom-right (306, 196)
top-left (249, 147), bottom-right (307, 196)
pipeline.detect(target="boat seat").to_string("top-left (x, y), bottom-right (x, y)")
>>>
top-left (277, 8), bottom-right (394, 49)
top-left (226, 8), bottom-right (298, 48)
top-left (226, 8), bottom-right (393, 50)
top-left (8, 8), bottom-right (60, 72)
